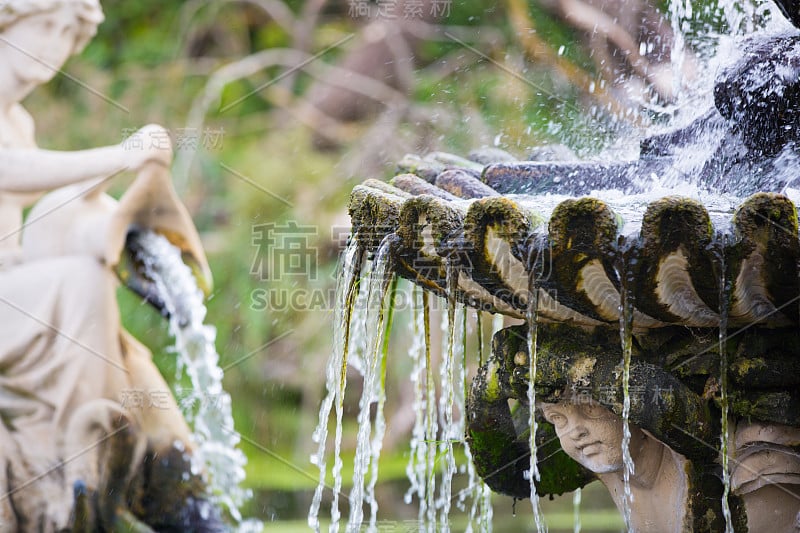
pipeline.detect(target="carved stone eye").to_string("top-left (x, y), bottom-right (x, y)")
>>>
top-left (548, 412), bottom-right (567, 428)
top-left (582, 404), bottom-right (608, 419)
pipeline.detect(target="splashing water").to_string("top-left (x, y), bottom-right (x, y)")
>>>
top-left (316, 0), bottom-right (797, 528)
top-left (130, 230), bottom-right (256, 530)
top-left (572, 488), bottom-right (582, 533)
top-left (669, 0), bottom-right (692, 102)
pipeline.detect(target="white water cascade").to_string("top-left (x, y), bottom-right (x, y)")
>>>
top-left (132, 230), bottom-right (258, 531)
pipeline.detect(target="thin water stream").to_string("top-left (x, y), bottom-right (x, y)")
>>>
top-left (366, 276), bottom-right (399, 528)
top-left (437, 263), bottom-right (461, 531)
top-left (617, 240), bottom-right (636, 530)
top-left (348, 236), bottom-right (396, 530)
top-left (423, 290), bottom-right (439, 530)
top-left (404, 287), bottom-right (432, 528)
top-left (716, 233), bottom-right (734, 532)
top-left (310, 237), bottom-right (364, 532)
top-left (572, 488), bottom-right (582, 533)
top-left (315, 0), bottom-right (789, 528)
top-left (526, 253), bottom-right (546, 532)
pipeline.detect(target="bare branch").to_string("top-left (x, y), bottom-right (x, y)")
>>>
top-left (555, 0), bottom-right (671, 101)
top-left (174, 46), bottom-right (406, 184)
top-left (505, 0), bottom-right (640, 122)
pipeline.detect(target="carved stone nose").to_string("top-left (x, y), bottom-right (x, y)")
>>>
top-left (571, 426), bottom-right (589, 441)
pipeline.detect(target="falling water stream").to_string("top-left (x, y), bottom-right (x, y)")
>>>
top-left (129, 230), bottom-right (257, 530)
top-left (364, 275), bottom-right (397, 529)
top-left (572, 488), bottom-right (582, 533)
top-left (462, 309), bottom-right (495, 533)
top-left (348, 236), bottom-right (395, 530)
top-left (618, 241), bottom-right (636, 530)
top-left (309, 237), bottom-right (363, 532)
top-left (404, 287), bottom-right (432, 527)
top-left (437, 263), bottom-right (459, 532)
top-left (716, 233), bottom-right (734, 532)
top-left (422, 290), bottom-right (439, 529)
top-left (526, 256), bottom-right (546, 532)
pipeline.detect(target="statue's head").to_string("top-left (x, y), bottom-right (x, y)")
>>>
top-left (0, 0), bottom-right (103, 85)
top-left (540, 399), bottom-right (644, 474)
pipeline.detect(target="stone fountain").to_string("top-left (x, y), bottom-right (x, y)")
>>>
top-left (333, 2), bottom-right (800, 531)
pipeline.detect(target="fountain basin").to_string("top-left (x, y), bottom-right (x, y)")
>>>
top-left (347, 148), bottom-right (800, 530)
top-left (350, 159), bottom-right (800, 330)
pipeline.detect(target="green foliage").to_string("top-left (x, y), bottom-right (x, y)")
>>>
top-left (83, 2), bottom-right (184, 68)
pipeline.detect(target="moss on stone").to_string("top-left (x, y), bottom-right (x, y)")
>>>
top-left (636, 196), bottom-right (719, 322)
top-left (461, 197), bottom-right (543, 311)
top-left (396, 154), bottom-right (446, 183)
top-left (729, 192), bottom-right (800, 323)
top-left (348, 182), bottom-right (407, 251)
top-left (544, 198), bottom-right (621, 322)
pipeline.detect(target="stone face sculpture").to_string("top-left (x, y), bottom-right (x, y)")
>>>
top-left (0, 1), bottom-right (221, 530)
top-left (464, 323), bottom-right (738, 531)
top-left (540, 400), bottom-right (689, 532)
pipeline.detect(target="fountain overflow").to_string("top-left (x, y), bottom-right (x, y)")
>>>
top-left (318, 0), bottom-right (800, 529)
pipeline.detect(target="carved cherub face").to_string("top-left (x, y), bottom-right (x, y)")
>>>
top-left (540, 400), bottom-right (637, 474)
top-left (1, 5), bottom-right (83, 85)
top-left (0, 1), bottom-right (103, 88)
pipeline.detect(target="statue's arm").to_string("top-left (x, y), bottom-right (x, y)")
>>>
top-left (0, 124), bottom-right (172, 194)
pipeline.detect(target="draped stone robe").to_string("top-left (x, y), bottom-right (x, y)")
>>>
top-left (0, 103), bottom-right (190, 532)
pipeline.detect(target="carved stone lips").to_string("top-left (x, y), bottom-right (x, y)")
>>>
top-left (576, 441), bottom-right (604, 456)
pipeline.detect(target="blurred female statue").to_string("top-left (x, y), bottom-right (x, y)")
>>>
top-left (0, 1), bottom-right (219, 530)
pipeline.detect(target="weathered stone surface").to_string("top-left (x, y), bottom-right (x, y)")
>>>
top-left (492, 324), bottom-right (718, 461)
top-left (350, 30), bottom-right (800, 519)
top-left (728, 192), bottom-right (800, 326)
top-left (482, 161), bottom-right (643, 195)
top-left (435, 169), bottom-right (499, 199)
top-left (545, 198), bottom-right (620, 322)
top-left (466, 334), bottom-right (594, 498)
top-left (391, 173), bottom-right (460, 200)
top-left (348, 180), bottom-right (408, 250)
top-left (349, 175), bottom-right (800, 333)
top-left (635, 197), bottom-right (720, 327)
top-left (465, 323), bottom-right (751, 528)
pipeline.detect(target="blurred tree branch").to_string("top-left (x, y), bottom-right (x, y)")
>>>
top-left (506, 0), bottom-right (635, 120)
